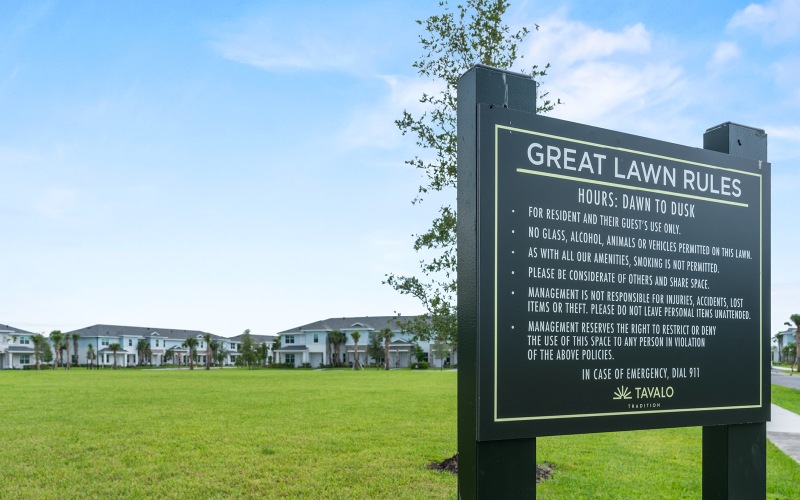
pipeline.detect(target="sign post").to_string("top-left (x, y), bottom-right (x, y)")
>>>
top-left (701, 122), bottom-right (769, 499)
top-left (457, 65), bottom-right (770, 498)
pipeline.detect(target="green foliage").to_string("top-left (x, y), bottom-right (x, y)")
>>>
top-left (413, 343), bottom-right (426, 363)
top-left (410, 361), bottom-right (429, 370)
top-left (328, 329), bottom-right (347, 367)
top-left (182, 337), bottom-right (199, 370)
top-left (367, 331), bottom-right (385, 365)
top-left (386, 0), bottom-right (557, 348)
top-left (240, 329), bottom-right (257, 368)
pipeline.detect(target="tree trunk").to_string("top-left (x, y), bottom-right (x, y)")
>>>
top-left (795, 332), bottom-right (800, 373)
top-left (384, 338), bottom-right (390, 370)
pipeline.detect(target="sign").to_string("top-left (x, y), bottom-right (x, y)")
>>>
top-left (476, 105), bottom-right (770, 440)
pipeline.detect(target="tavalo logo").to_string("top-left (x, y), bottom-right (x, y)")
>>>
top-left (613, 385), bottom-right (675, 400)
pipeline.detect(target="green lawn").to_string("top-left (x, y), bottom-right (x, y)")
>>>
top-left (1, 369), bottom-right (798, 498)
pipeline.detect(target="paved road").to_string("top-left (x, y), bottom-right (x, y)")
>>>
top-left (771, 368), bottom-right (800, 390)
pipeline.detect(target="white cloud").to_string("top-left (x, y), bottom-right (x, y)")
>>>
top-left (213, 28), bottom-right (361, 72)
top-left (335, 75), bottom-right (443, 151)
top-left (728, 0), bottom-right (800, 42)
top-left (709, 41), bottom-right (741, 68)
top-left (523, 14), bottom-right (688, 137)
top-left (530, 19), bottom-right (651, 68)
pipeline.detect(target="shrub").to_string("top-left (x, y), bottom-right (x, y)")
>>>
top-left (410, 362), bottom-right (429, 370)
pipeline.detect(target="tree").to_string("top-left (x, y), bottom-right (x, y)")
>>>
top-left (385, 0), bottom-right (557, 348)
top-left (32, 334), bottom-right (47, 370)
top-left (183, 337), bottom-right (199, 370)
top-left (272, 337), bottom-right (281, 365)
top-left (62, 332), bottom-right (72, 369)
top-left (380, 328), bottom-right (394, 370)
top-left (41, 339), bottom-right (53, 366)
top-left (215, 343), bottom-right (229, 368)
top-left (49, 330), bottom-right (63, 370)
top-left (786, 315), bottom-right (800, 373)
top-left (257, 342), bottom-right (270, 367)
top-left (774, 333), bottom-right (784, 363)
top-left (165, 346), bottom-right (176, 366)
top-left (203, 333), bottom-right (213, 370)
top-left (71, 333), bottom-right (81, 367)
top-left (86, 344), bottom-right (95, 370)
top-left (108, 343), bottom-right (121, 369)
top-left (136, 339), bottom-right (148, 366)
top-left (367, 331), bottom-right (385, 369)
top-left (432, 339), bottom-right (452, 370)
top-left (240, 329), bottom-right (256, 368)
top-left (329, 330), bottom-right (346, 367)
top-left (784, 343), bottom-right (797, 365)
top-left (351, 331), bottom-right (363, 370)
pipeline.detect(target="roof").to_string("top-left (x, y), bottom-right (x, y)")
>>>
top-left (6, 346), bottom-right (35, 353)
top-left (0, 324), bottom-right (35, 335)
top-left (278, 315), bottom-right (420, 335)
top-left (229, 333), bottom-right (276, 344)
top-left (65, 324), bottom-right (222, 342)
top-left (276, 345), bottom-right (309, 352)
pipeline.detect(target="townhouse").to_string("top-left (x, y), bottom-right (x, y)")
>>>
top-left (0, 324), bottom-right (36, 369)
top-left (274, 315), bottom-right (456, 369)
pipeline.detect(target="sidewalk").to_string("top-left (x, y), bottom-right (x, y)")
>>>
top-left (768, 404), bottom-right (800, 463)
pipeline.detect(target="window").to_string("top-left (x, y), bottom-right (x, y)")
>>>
top-left (285, 335), bottom-right (295, 344)
top-left (102, 338), bottom-right (109, 346)
top-left (20, 354), bottom-right (30, 364)
top-left (128, 339), bottom-right (133, 347)
top-left (19, 336), bottom-right (30, 345)
top-left (313, 334), bottom-right (318, 343)
top-left (285, 354), bottom-right (295, 365)
top-left (156, 339), bottom-right (160, 347)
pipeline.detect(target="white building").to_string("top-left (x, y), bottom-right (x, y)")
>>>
top-left (274, 315), bottom-right (456, 369)
top-left (65, 324), bottom-right (247, 368)
top-left (0, 324), bottom-right (37, 369)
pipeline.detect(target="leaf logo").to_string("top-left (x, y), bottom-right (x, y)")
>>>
top-left (613, 386), bottom-right (632, 400)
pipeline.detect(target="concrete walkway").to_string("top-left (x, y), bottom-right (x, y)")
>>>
top-left (768, 404), bottom-right (800, 463)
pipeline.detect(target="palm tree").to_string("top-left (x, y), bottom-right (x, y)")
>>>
top-left (71, 333), bottom-right (81, 367)
top-left (209, 340), bottom-right (220, 367)
top-left (329, 330), bottom-right (346, 367)
top-left (49, 330), bottom-right (63, 370)
top-left (787, 315), bottom-right (800, 373)
top-left (144, 344), bottom-right (152, 366)
top-left (380, 327), bottom-right (394, 370)
top-left (63, 332), bottom-right (73, 369)
top-left (272, 337), bottom-right (281, 365)
top-left (351, 331), bottom-right (362, 370)
top-left (183, 337), bottom-right (199, 370)
top-left (87, 344), bottom-right (95, 370)
top-left (32, 334), bottom-right (46, 370)
top-left (136, 339), bottom-right (148, 366)
top-left (203, 333), bottom-right (213, 370)
top-left (108, 343), bottom-right (121, 369)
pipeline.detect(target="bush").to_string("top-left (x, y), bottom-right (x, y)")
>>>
top-left (410, 362), bottom-right (429, 370)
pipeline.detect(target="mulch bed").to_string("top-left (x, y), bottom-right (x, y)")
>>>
top-left (426, 454), bottom-right (555, 483)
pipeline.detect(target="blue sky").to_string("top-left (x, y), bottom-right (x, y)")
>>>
top-left (2, 0), bottom-right (798, 337)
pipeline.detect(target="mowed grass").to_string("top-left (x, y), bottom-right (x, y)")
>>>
top-left (1, 369), bottom-right (457, 499)
top-left (2, 370), bottom-right (799, 499)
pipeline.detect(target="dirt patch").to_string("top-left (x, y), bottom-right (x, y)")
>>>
top-left (426, 454), bottom-right (459, 475)
top-left (426, 454), bottom-right (555, 483)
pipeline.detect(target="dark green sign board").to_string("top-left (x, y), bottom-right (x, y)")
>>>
top-left (475, 105), bottom-right (770, 440)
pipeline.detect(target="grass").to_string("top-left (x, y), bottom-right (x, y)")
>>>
top-left (1, 369), bottom-right (799, 498)
top-left (773, 384), bottom-right (800, 415)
